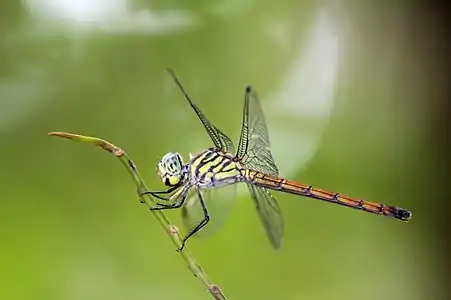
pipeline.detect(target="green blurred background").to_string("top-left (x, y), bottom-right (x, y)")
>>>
top-left (0, 1), bottom-right (446, 300)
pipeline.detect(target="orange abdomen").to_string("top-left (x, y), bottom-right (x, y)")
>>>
top-left (246, 170), bottom-right (412, 222)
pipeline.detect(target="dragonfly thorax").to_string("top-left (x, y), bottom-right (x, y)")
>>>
top-left (156, 152), bottom-right (186, 187)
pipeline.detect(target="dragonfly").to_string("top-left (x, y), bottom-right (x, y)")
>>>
top-left (141, 69), bottom-right (412, 252)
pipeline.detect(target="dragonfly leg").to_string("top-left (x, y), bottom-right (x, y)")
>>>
top-left (149, 186), bottom-right (190, 211)
top-left (178, 189), bottom-right (210, 252)
top-left (138, 185), bottom-right (180, 202)
top-left (148, 199), bottom-right (184, 210)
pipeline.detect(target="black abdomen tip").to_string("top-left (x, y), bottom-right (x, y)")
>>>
top-left (246, 85), bottom-right (253, 93)
top-left (396, 208), bottom-right (412, 222)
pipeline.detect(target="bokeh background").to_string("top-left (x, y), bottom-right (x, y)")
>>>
top-left (1, 1), bottom-right (449, 300)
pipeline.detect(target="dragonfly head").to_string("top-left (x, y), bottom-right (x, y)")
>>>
top-left (157, 152), bottom-right (184, 187)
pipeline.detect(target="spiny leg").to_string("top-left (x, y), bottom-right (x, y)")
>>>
top-left (149, 186), bottom-right (190, 211)
top-left (138, 185), bottom-right (181, 202)
top-left (178, 188), bottom-right (210, 252)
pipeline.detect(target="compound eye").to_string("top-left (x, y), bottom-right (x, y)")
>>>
top-left (166, 156), bottom-right (181, 174)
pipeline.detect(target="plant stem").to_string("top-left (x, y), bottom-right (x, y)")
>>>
top-left (48, 131), bottom-right (227, 300)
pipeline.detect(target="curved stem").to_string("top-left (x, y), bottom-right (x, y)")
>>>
top-left (48, 132), bottom-right (227, 300)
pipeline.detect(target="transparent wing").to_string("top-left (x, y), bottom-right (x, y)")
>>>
top-left (247, 183), bottom-right (284, 249)
top-left (236, 86), bottom-right (278, 176)
top-left (167, 68), bottom-right (235, 153)
top-left (181, 184), bottom-right (237, 238)
top-left (234, 87), bottom-right (284, 248)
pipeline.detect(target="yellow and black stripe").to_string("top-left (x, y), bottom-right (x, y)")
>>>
top-left (190, 149), bottom-right (243, 186)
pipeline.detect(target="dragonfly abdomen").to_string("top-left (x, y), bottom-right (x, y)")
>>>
top-left (246, 170), bottom-right (412, 222)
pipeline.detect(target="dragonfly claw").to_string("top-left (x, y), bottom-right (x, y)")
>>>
top-left (176, 243), bottom-right (186, 253)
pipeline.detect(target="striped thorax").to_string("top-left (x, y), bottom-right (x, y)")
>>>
top-left (188, 148), bottom-right (243, 188)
